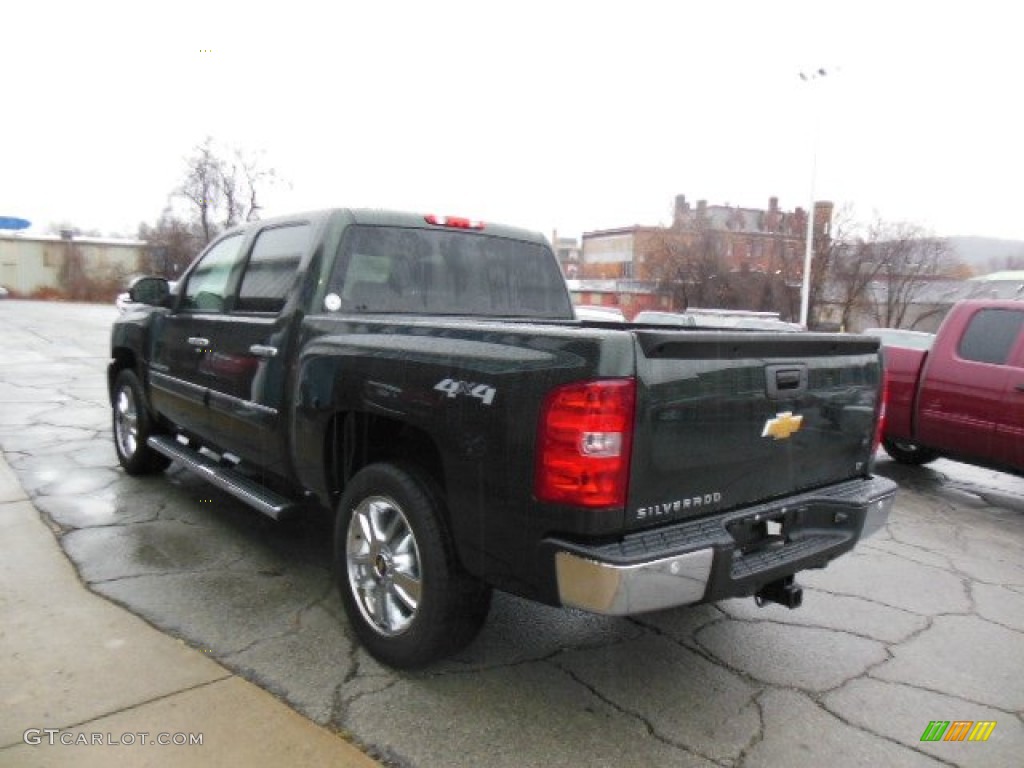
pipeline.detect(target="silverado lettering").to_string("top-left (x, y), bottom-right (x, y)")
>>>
top-left (109, 207), bottom-right (897, 669)
top-left (636, 492), bottom-right (724, 520)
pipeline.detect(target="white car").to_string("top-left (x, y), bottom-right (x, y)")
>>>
top-left (115, 290), bottom-right (134, 313)
top-left (634, 310), bottom-right (694, 326)
top-left (574, 304), bottom-right (626, 322)
top-left (862, 327), bottom-right (935, 350)
top-left (117, 279), bottom-right (176, 313)
top-left (635, 309), bottom-right (802, 331)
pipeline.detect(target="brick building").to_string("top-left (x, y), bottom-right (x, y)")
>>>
top-left (578, 194), bottom-right (833, 319)
top-left (550, 231), bottom-right (582, 279)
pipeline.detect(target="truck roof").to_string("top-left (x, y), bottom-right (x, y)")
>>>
top-left (234, 208), bottom-right (550, 246)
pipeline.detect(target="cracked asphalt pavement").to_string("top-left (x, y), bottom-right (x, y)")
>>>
top-left (1, 300), bottom-right (1022, 767)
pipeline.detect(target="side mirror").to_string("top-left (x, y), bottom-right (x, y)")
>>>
top-left (128, 276), bottom-right (170, 306)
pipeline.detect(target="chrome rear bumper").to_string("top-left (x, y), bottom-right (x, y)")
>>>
top-left (555, 549), bottom-right (713, 615)
top-left (552, 476), bottom-right (897, 615)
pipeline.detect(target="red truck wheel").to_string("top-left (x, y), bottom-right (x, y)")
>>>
top-left (882, 437), bottom-right (939, 466)
top-left (334, 462), bottom-right (491, 668)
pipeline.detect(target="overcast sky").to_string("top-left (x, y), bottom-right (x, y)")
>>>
top-left (3, 1), bottom-right (1022, 242)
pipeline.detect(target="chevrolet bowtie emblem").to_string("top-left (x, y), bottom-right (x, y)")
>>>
top-left (762, 411), bottom-right (803, 440)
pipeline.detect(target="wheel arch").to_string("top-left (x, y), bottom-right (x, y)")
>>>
top-left (108, 347), bottom-right (137, 403)
top-left (324, 411), bottom-right (447, 508)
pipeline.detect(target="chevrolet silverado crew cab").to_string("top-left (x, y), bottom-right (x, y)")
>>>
top-left (110, 208), bottom-right (896, 668)
top-left (882, 299), bottom-right (1024, 473)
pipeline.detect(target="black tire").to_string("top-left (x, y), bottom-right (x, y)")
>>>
top-left (111, 369), bottom-right (172, 475)
top-left (334, 462), bottom-right (491, 669)
top-left (882, 437), bottom-right (939, 466)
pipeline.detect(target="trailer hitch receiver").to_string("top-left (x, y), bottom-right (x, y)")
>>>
top-left (754, 575), bottom-right (803, 609)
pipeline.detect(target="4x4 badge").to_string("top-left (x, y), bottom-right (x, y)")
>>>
top-left (762, 411), bottom-right (803, 440)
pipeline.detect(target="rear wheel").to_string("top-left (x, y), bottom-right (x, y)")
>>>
top-left (882, 437), bottom-right (939, 466)
top-left (112, 369), bottom-right (171, 475)
top-left (334, 462), bottom-right (491, 669)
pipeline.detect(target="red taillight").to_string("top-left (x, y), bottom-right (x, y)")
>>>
top-left (535, 379), bottom-right (636, 508)
top-left (872, 370), bottom-right (888, 455)
top-left (424, 214), bottom-right (485, 230)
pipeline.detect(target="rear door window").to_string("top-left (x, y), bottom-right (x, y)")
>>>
top-left (236, 223), bottom-right (310, 313)
top-left (958, 308), bottom-right (1024, 365)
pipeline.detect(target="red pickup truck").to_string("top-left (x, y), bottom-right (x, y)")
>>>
top-left (881, 299), bottom-right (1024, 472)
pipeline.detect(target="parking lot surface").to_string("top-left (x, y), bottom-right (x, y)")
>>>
top-left (2, 300), bottom-right (1022, 767)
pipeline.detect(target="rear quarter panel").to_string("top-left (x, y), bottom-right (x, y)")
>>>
top-left (290, 315), bottom-right (636, 599)
top-left (881, 345), bottom-right (929, 440)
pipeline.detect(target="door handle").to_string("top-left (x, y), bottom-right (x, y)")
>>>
top-left (249, 344), bottom-right (278, 359)
top-left (188, 337), bottom-right (210, 348)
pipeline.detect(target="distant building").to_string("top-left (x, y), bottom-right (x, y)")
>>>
top-left (0, 232), bottom-right (146, 299)
top-left (817, 272), bottom-right (1024, 333)
top-left (973, 270), bottom-right (1024, 283)
top-left (582, 194), bottom-right (832, 281)
top-left (578, 194), bottom-right (833, 319)
top-left (565, 278), bottom-right (672, 319)
top-left (550, 231), bottom-right (582, 278)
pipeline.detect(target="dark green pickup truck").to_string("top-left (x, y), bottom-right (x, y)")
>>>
top-left (109, 208), bottom-right (896, 667)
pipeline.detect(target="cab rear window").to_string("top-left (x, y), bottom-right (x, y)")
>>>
top-left (326, 225), bottom-right (572, 319)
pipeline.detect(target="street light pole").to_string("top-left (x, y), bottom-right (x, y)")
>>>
top-left (798, 68), bottom-right (827, 329)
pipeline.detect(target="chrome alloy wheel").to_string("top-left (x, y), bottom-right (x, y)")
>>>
top-left (114, 385), bottom-right (140, 458)
top-left (346, 495), bottom-right (423, 636)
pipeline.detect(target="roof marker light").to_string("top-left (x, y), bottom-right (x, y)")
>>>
top-left (424, 214), bottom-right (485, 230)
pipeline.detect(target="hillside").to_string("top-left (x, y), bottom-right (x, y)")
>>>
top-left (948, 236), bottom-right (1024, 273)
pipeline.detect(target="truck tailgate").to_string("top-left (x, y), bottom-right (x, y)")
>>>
top-left (626, 332), bottom-right (882, 529)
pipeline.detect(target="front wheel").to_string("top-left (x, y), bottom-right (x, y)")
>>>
top-left (882, 437), bottom-right (939, 466)
top-left (111, 369), bottom-right (171, 475)
top-left (334, 462), bottom-right (491, 669)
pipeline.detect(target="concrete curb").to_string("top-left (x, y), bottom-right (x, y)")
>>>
top-left (0, 452), bottom-right (380, 767)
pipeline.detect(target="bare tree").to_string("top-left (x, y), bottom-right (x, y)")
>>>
top-left (854, 219), bottom-right (959, 328)
top-left (137, 208), bottom-right (203, 278)
top-left (219, 158), bottom-right (244, 229)
top-left (216, 148), bottom-right (277, 227)
top-left (134, 140), bottom-right (280, 280)
top-left (239, 151), bottom-right (276, 223)
top-left (826, 239), bottom-right (886, 330)
top-left (640, 217), bottom-right (730, 309)
top-left (57, 236), bottom-right (86, 299)
top-left (176, 138), bottom-right (278, 245)
top-left (805, 203), bottom-right (857, 327)
top-left (814, 212), bottom-right (963, 331)
top-left (178, 138), bottom-right (222, 244)
top-left (814, 207), bottom-right (883, 331)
